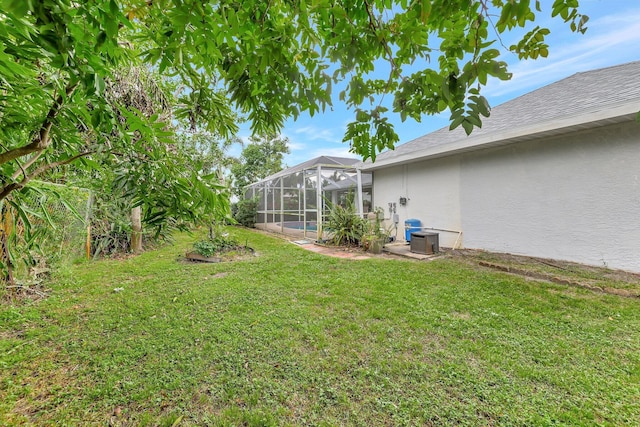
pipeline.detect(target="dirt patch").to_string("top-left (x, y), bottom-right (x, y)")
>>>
top-left (3, 353), bottom-right (86, 424)
top-left (181, 247), bottom-right (257, 263)
top-left (2, 282), bottom-right (51, 304)
top-left (451, 311), bottom-right (472, 320)
top-left (298, 241), bottom-right (411, 260)
top-left (445, 249), bottom-right (640, 298)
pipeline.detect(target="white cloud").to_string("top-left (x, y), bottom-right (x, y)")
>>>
top-left (284, 144), bottom-right (356, 166)
top-left (308, 145), bottom-right (355, 159)
top-left (281, 123), bottom-right (354, 165)
top-left (291, 125), bottom-right (340, 143)
top-left (284, 138), bottom-right (307, 151)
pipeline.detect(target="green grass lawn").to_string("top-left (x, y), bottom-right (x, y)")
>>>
top-left (2, 228), bottom-right (639, 426)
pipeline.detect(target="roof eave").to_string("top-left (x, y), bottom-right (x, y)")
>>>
top-left (360, 104), bottom-right (639, 171)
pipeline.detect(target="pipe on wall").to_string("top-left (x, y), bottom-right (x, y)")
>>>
top-left (407, 226), bottom-right (463, 250)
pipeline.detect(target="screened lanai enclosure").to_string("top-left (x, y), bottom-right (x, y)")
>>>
top-left (243, 156), bottom-right (372, 241)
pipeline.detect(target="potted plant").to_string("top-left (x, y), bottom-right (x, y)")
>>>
top-left (363, 207), bottom-right (390, 254)
top-left (368, 234), bottom-right (386, 254)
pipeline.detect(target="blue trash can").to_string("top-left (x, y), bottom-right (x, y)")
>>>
top-left (404, 218), bottom-right (421, 243)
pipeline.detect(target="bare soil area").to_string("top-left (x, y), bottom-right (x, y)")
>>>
top-left (444, 249), bottom-right (640, 298)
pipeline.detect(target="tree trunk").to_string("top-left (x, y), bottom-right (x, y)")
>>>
top-left (1, 206), bottom-right (15, 286)
top-left (131, 206), bottom-right (142, 254)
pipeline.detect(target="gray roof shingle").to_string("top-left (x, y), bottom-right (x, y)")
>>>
top-left (361, 60), bottom-right (640, 170)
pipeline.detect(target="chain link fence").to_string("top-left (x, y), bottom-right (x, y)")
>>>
top-left (8, 182), bottom-right (93, 280)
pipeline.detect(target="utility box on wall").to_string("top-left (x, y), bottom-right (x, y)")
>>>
top-left (410, 232), bottom-right (439, 255)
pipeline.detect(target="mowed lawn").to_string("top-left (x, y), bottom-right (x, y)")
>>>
top-left (1, 228), bottom-right (639, 426)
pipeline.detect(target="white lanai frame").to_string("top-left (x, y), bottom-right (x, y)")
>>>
top-left (243, 156), bottom-right (373, 242)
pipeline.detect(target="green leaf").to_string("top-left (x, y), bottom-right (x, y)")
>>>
top-left (96, 31), bottom-right (107, 47)
top-left (104, 17), bottom-right (118, 39)
top-left (5, 0), bottom-right (32, 16)
top-left (449, 114), bottom-right (465, 131)
top-left (95, 74), bottom-right (106, 95)
top-left (461, 119), bottom-right (474, 135)
top-left (476, 96), bottom-right (491, 117)
top-left (356, 110), bottom-right (369, 122)
top-left (109, 0), bottom-right (119, 15)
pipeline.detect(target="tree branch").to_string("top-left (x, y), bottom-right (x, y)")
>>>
top-left (11, 151), bottom-right (43, 181)
top-left (0, 151), bottom-right (93, 201)
top-left (478, 0), bottom-right (510, 52)
top-left (0, 82), bottom-right (79, 166)
top-left (361, 0), bottom-right (407, 109)
top-left (362, 0), bottom-right (401, 80)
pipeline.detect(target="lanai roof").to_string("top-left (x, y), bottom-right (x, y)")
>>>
top-left (246, 155), bottom-right (360, 187)
top-left (360, 60), bottom-right (640, 171)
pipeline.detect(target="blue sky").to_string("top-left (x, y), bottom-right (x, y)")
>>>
top-left (237, 0), bottom-right (640, 167)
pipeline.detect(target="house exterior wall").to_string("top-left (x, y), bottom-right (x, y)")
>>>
top-left (459, 121), bottom-right (640, 272)
top-left (372, 156), bottom-right (462, 248)
top-left (372, 120), bottom-right (640, 272)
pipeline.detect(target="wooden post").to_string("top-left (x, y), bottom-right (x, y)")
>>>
top-left (1, 206), bottom-right (14, 286)
top-left (86, 223), bottom-right (91, 260)
top-left (85, 192), bottom-right (93, 260)
top-left (131, 206), bottom-right (142, 254)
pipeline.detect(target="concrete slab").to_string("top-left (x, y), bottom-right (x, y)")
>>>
top-left (383, 243), bottom-right (440, 260)
top-left (292, 240), bottom-right (314, 245)
top-left (283, 234), bottom-right (442, 261)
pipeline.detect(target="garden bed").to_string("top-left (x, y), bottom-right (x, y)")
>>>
top-left (184, 246), bottom-right (255, 263)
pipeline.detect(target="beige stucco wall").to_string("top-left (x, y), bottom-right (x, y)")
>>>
top-left (460, 121), bottom-right (640, 271)
top-left (372, 120), bottom-right (640, 272)
top-left (372, 156), bottom-right (462, 248)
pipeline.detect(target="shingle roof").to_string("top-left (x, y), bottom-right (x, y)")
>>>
top-left (360, 60), bottom-right (640, 170)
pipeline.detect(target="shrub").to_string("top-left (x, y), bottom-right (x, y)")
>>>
top-left (90, 196), bottom-right (136, 257)
top-left (324, 195), bottom-right (367, 246)
top-left (193, 233), bottom-right (239, 257)
top-left (232, 198), bottom-right (258, 228)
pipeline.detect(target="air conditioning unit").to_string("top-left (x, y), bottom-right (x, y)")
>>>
top-left (410, 232), bottom-right (439, 255)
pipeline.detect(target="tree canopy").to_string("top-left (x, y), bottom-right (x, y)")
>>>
top-left (0, 0), bottom-right (588, 180)
top-left (231, 135), bottom-right (290, 196)
top-left (132, 0), bottom-right (587, 160)
top-left (0, 0), bottom-right (589, 282)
